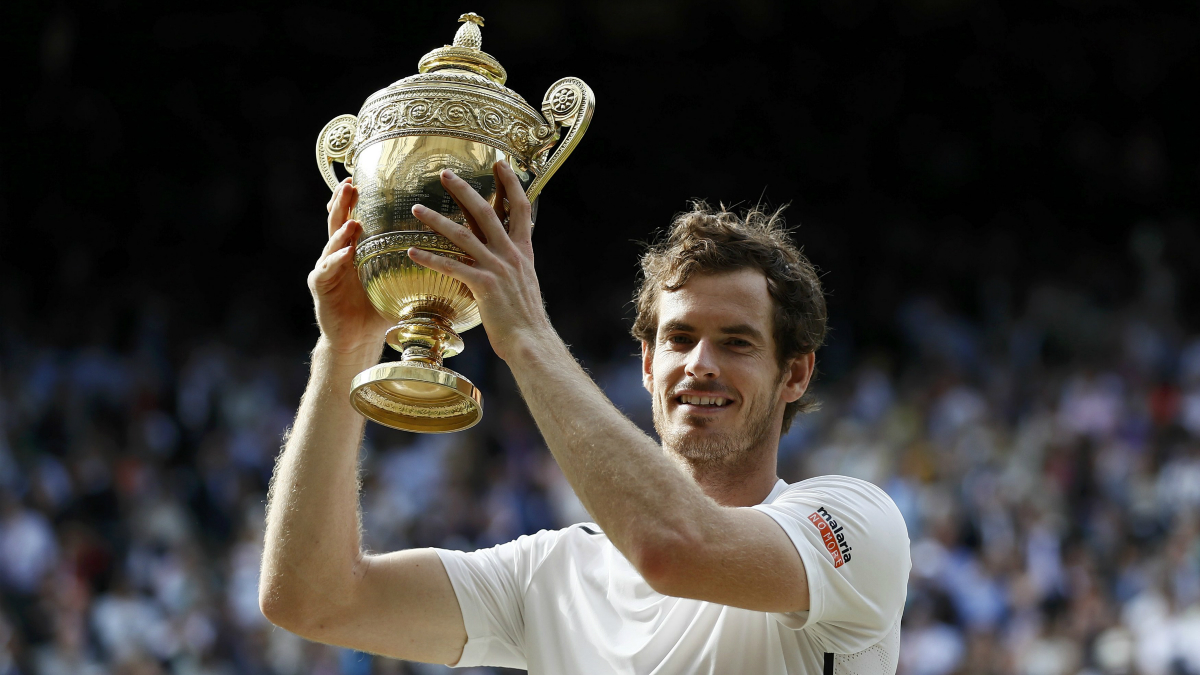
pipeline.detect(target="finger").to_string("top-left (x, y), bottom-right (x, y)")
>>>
top-left (407, 247), bottom-right (483, 286)
top-left (412, 204), bottom-right (496, 264)
top-left (449, 192), bottom-right (487, 244)
top-left (441, 170), bottom-right (509, 249)
top-left (326, 181), bottom-right (349, 231)
top-left (495, 161), bottom-right (532, 243)
top-left (491, 164), bottom-right (509, 227)
top-left (321, 220), bottom-right (360, 259)
top-left (326, 177), bottom-right (352, 213)
top-left (310, 244), bottom-right (355, 290)
top-left (327, 181), bottom-right (358, 238)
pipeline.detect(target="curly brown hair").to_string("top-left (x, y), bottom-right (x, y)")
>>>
top-left (631, 201), bottom-right (827, 431)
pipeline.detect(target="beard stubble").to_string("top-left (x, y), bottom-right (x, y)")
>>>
top-left (653, 379), bottom-right (782, 469)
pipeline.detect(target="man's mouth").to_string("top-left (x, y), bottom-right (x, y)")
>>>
top-left (675, 394), bottom-right (733, 408)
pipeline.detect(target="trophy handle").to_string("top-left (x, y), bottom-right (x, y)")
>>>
top-left (524, 78), bottom-right (595, 203)
top-left (316, 114), bottom-right (359, 191)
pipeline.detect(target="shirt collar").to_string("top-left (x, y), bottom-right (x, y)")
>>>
top-left (761, 478), bottom-right (789, 505)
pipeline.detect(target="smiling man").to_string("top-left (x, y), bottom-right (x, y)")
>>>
top-left (260, 164), bottom-right (911, 675)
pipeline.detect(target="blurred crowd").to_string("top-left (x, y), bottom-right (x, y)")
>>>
top-left (1, 232), bottom-right (1198, 675)
top-left (6, 0), bottom-right (1199, 673)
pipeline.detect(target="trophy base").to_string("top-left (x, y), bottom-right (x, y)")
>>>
top-left (349, 361), bottom-right (483, 433)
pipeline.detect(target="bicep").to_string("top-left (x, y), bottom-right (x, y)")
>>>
top-left (653, 508), bottom-right (810, 613)
top-left (313, 548), bottom-right (467, 665)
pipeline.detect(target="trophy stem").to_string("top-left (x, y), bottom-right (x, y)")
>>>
top-left (350, 314), bottom-right (482, 433)
top-left (385, 314), bottom-right (465, 368)
top-left (401, 344), bottom-right (440, 365)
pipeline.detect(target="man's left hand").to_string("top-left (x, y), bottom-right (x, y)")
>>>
top-left (407, 161), bottom-right (551, 362)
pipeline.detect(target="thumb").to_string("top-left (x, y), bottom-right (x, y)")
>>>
top-left (310, 245), bottom-right (355, 291)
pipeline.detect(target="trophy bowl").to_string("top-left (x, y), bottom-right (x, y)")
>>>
top-left (315, 13), bottom-right (594, 433)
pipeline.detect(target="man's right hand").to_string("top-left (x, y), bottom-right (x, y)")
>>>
top-left (261, 177), bottom-right (469, 666)
top-left (308, 177), bottom-right (391, 357)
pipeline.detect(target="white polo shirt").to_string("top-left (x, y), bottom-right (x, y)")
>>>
top-left (436, 475), bottom-right (910, 674)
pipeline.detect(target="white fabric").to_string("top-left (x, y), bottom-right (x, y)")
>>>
top-left (436, 475), bottom-right (911, 674)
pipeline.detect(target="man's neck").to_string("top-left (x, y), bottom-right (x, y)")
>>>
top-left (671, 446), bottom-right (780, 507)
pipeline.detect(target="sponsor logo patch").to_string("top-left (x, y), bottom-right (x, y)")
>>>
top-left (807, 506), bottom-right (853, 567)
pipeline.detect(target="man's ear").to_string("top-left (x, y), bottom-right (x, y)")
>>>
top-left (641, 340), bottom-right (654, 393)
top-left (780, 352), bottom-right (815, 404)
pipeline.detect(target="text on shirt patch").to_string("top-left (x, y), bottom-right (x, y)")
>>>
top-left (807, 506), bottom-right (853, 567)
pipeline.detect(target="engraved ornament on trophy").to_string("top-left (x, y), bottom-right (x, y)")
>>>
top-left (315, 13), bottom-right (594, 433)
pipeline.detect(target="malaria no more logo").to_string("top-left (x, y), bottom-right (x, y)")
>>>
top-left (807, 506), bottom-right (853, 568)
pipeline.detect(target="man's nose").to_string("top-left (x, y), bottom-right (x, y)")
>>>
top-left (685, 339), bottom-right (721, 379)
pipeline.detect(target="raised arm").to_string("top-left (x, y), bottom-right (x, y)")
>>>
top-left (408, 165), bottom-right (811, 613)
top-left (259, 179), bottom-right (467, 663)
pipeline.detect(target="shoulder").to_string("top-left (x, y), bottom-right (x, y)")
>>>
top-left (463, 524), bottom-right (605, 568)
top-left (438, 525), bottom-right (599, 593)
top-left (774, 476), bottom-right (904, 523)
top-left (760, 475), bottom-right (910, 567)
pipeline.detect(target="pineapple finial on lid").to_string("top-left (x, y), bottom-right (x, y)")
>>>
top-left (417, 12), bottom-right (506, 84)
top-left (453, 13), bottom-right (485, 50)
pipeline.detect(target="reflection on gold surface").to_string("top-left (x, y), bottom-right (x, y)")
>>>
top-left (315, 13), bottom-right (594, 433)
top-left (351, 135), bottom-right (529, 239)
top-left (350, 135), bottom-right (530, 338)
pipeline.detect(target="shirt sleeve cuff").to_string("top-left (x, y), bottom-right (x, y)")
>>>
top-left (435, 548), bottom-right (496, 668)
top-left (752, 503), bottom-right (827, 630)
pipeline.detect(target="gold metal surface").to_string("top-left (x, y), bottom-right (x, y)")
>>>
top-left (350, 362), bottom-right (483, 433)
top-left (315, 13), bottom-right (594, 433)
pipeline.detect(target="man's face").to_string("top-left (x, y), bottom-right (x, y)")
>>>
top-left (642, 269), bottom-right (812, 466)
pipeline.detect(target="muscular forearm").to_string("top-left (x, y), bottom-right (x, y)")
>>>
top-left (406, 165), bottom-right (809, 611)
top-left (401, 165), bottom-right (717, 567)
top-left (507, 332), bottom-right (809, 610)
top-left (260, 338), bottom-right (377, 629)
top-left (507, 331), bottom-right (720, 574)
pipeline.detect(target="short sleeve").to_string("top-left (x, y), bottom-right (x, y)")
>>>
top-left (435, 529), bottom-right (564, 669)
top-left (752, 476), bottom-right (910, 654)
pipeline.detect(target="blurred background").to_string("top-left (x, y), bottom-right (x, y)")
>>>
top-left (1, 1), bottom-right (1199, 674)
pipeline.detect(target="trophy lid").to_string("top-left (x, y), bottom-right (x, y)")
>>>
top-left (346, 11), bottom-right (555, 169)
top-left (417, 13), bottom-right (508, 85)
top-left (332, 11), bottom-right (591, 194)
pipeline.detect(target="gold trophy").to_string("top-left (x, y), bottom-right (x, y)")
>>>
top-left (315, 13), bottom-right (594, 433)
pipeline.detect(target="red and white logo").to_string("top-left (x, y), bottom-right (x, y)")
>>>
top-left (807, 506), bottom-right (853, 568)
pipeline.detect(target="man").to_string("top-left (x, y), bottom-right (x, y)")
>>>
top-left (259, 163), bottom-right (911, 674)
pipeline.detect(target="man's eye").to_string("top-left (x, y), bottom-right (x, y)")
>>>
top-left (668, 335), bottom-right (692, 345)
top-left (727, 339), bottom-right (752, 348)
